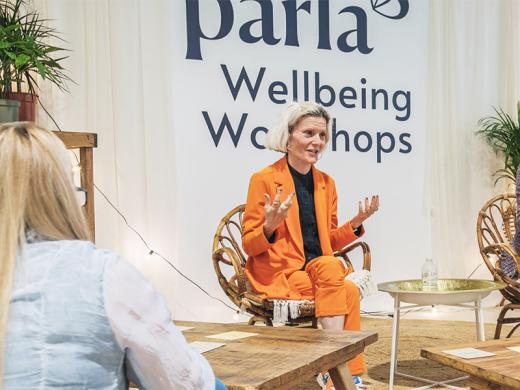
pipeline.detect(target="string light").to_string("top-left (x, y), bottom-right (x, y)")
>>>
top-left (233, 304), bottom-right (246, 322)
top-left (41, 99), bottom-right (237, 313)
top-left (40, 97), bottom-right (489, 321)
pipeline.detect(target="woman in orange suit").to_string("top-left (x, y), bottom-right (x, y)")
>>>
top-left (241, 101), bottom-right (379, 389)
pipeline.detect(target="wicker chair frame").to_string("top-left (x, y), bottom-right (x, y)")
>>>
top-left (477, 193), bottom-right (520, 338)
top-left (212, 204), bottom-right (371, 327)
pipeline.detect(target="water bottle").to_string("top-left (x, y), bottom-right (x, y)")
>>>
top-left (421, 258), bottom-right (438, 290)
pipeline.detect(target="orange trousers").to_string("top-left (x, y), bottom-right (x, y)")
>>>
top-left (287, 256), bottom-right (365, 376)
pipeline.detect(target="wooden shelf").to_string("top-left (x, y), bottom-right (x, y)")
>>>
top-left (53, 131), bottom-right (97, 240)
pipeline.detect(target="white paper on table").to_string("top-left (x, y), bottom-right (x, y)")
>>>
top-left (189, 341), bottom-right (226, 354)
top-left (176, 326), bottom-right (194, 332)
top-left (206, 331), bottom-right (258, 340)
top-left (506, 346), bottom-right (520, 353)
top-left (442, 348), bottom-right (496, 359)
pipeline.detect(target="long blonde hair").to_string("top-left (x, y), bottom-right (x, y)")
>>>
top-left (0, 122), bottom-right (90, 379)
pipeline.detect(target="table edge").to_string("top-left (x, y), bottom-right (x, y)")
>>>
top-left (421, 347), bottom-right (520, 388)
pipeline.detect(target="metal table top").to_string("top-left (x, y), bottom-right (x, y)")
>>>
top-left (378, 279), bottom-right (506, 305)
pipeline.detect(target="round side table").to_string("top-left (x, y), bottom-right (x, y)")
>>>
top-left (378, 279), bottom-right (506, 390)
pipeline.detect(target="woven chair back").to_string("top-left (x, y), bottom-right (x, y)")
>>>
top-left (212, 205), bottom-right (247, 309)
top-left (477, 193), bottom-right (520, 303)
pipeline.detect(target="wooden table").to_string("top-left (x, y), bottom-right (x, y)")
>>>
top-left (177, 321), bottom-right (377, 390)
top-left (422, 338), bottom-right (520, 390)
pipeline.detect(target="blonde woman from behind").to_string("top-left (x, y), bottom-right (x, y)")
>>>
top-left (0, 123), bottom-right (224, 390)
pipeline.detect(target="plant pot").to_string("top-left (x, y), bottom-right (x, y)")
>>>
top-left (0, 99), bottom-right (20, 123)
top-left (7, 92), bottom-right (37, 122)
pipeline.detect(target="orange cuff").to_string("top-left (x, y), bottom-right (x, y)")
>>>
top-left (243, 228), bottom-right (273, 257)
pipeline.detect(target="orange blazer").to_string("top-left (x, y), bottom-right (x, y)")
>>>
top-left (242, 157), bottom-right (364, 300)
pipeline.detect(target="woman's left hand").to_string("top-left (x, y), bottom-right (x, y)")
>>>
top-left (350, 195), bottom-right (379, 229)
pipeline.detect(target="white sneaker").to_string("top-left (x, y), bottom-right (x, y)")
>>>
top-left (353, 375), bottom-right (368, 389)
top-left (316, 372), bottom-right (333, 390)
top-left (317, 372), bottom-right (367, 389)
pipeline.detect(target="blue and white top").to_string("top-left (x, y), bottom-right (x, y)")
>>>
top-left (5, 239), bottom-right (215, 389)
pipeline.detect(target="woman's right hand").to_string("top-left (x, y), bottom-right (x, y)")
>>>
top-left (263, 187), bottom-right (295, 239)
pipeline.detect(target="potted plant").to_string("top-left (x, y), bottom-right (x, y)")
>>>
top-left (476, 102), bottom-right (520, 185)
top-left (0, 0), bottom-right (70, 122)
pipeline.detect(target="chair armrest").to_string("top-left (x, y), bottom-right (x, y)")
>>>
top-left (212, 247), bottom-right (248, 298)
top-left (334, 241), bottom-right (371, 272)
top-left (480, 243), bottom-right (520, 288)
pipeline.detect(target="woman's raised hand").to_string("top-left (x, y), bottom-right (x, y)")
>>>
top-left (263, 187), bottom-right (295, 239)
top-left (351, 195), bottom-right (379, 229)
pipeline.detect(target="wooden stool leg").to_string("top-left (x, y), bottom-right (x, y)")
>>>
top-left (312, 318), bottom-right (318, 328)
top-left (329, 364), bottom-right (356, 390)
top-left (468, 375), bottom-right (506, 389)
top-left (494, 305), bottom-right (510, 339)
top-left (494, 321), bottom-right (503, 339)
top-left (248, 316), bottom-right (273, 327)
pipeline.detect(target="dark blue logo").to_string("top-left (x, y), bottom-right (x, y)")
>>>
top-left (185, 0), bottom-right (410, 60)
top-left (370, 0), bottom-right (409, 19)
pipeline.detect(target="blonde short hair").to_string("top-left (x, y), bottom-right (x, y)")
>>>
top-left (0, 123), bottom-right (90, 376)
top-left (264, 101), bottom-right (331, 153)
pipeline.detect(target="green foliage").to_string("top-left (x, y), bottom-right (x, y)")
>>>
top-left (476, 102), bottom-right (520, 185)
top-left (0, 0), bottom-right (70, 97)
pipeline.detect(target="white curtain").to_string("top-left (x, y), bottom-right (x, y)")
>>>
top-left (30, 0), bottom-right (520, 317)
top-left (33, 0), bottom-right (182, 312)
top-left (427, 0), bottom-right (520, 279)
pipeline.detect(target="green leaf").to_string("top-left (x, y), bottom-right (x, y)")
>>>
top-left (43, 46), bottom-right (64, 54)
top-left (14, 53), bottom-right (29, 67)
top-left (5, 50), bottom-right (16, 60)
top-left (0, 0), bottom-right (71, 93)
top-left (34, 59), bottom-right (46, 78)
top-left (477, 104), bottom-right (520, 187)
top-left (517, 101), bottom-right (520, 127)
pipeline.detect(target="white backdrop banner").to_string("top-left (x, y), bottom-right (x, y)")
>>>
top-left (172, 0), bottom-right (428, 320)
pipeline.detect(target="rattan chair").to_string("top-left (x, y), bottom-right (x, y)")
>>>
top-left (477, 193), bottom-right (520, 338)
top-left (212, 204), bottom-right (371, 327)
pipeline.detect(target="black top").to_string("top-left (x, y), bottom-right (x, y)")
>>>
top-left (288, 163), bottom-right (322, 268)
